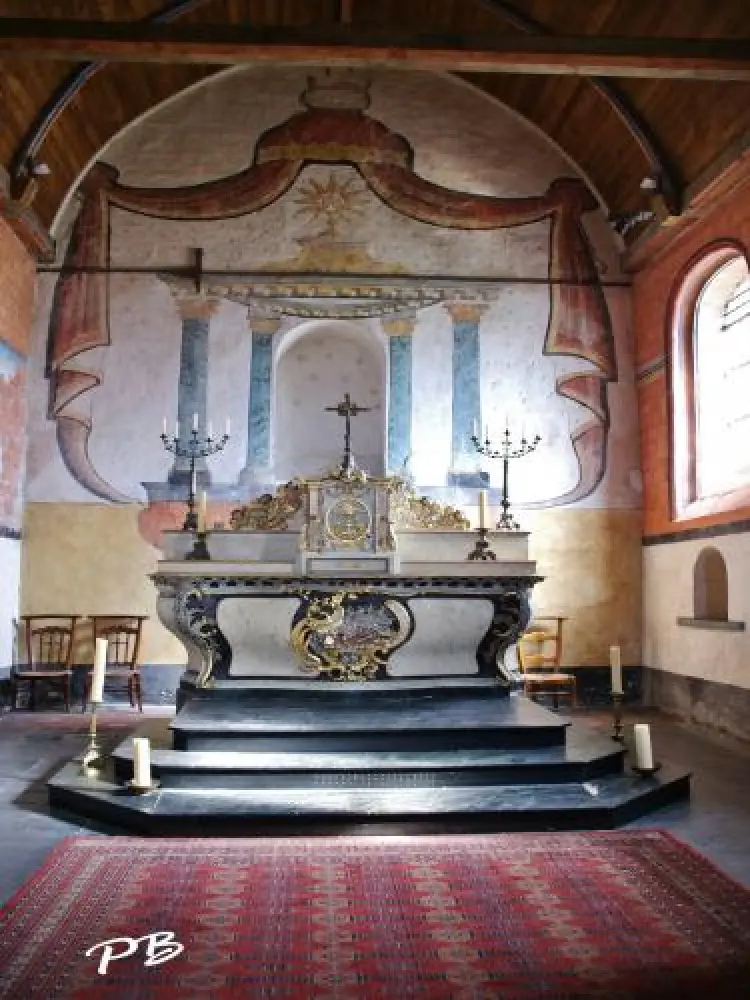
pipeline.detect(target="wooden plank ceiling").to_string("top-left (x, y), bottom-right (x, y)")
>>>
top-left (1, 0), bottom-right (750, 231)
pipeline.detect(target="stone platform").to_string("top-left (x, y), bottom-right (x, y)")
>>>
top-left (48, 680), bottom-right (690, 834)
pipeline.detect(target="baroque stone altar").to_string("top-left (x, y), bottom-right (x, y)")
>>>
top-left (153, 474), bottom-right (542, 703)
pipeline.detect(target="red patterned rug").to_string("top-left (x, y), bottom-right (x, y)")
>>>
top-left (1, 831), bottom-right (748, 999)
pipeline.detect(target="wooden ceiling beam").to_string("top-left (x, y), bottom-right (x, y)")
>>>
top-left (0, 21), bottom-right (749, 80)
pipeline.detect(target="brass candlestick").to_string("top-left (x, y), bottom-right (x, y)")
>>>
top-left (468, 527), bottom-right (497, 561)
top-left (611, 691), bottom-right (624, 742)
top-left (79, 702), bottom-right (104, 777)
top-left (185, 529), bottom-right (210, 561)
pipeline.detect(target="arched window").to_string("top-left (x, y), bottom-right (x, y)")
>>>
top-left (671, 243), bottom-right (750, 518)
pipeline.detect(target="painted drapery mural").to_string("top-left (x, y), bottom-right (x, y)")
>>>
top-left (44, 72), bottom-right (617, 528)
top-left (0, 340), bottom-right (25, 535)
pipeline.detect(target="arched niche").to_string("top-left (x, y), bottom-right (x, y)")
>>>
top-left (693, 547), bottom-right (728, 621)
top-left (272, 320), bottom-right (387, 481)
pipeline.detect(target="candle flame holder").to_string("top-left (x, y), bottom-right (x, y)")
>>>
top-left (467, 527), bottom-right (497, 561)
top-left (471, 427), bottom-right (540, 531)
top-left (631, 763), bottom-right (662, 778)
top-left (161, 426), bottom-right (229, 531)
top-left (78, 702), bottom-right (104, 777)
top-left (611, 691), bottom-right (625, 742)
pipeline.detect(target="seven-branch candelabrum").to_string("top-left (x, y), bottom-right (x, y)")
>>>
top-left (471, 425), bottom-right (541, 531)
top-left (161, 416), bottom-right (230, 531)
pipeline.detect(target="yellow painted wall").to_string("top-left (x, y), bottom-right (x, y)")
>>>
top-left (21, 502), bottom-right (641, 669)
top-left (526, 508), bottom-right (642, 667)
top-left (20, 503), bottom-right (185, 665)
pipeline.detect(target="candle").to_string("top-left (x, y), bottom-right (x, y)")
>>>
top-left (175, 420), bottom-right (180, 440)
top-left (225, 416), bottom-right (231, 436)
top-left (478, 489), bottom-right (488, 530)
top-left (484, 424), bottom-right (489, 443)
top-left (472, 419), bottom-right (478, 439)
top-left (610, 645), bottom-right (623, 694)
top-left (162, 416), bottom-right (167, 436)
top-left (633, 723), bottom-right (654, 770)
top-left (192, 412), bottom-right (199, 431)
top-left (90, 639), bottom-right (108, 703)
top-left (207, 421), bottom-right (213, 440)
top-left (197, 490), bottom-right (207, 533)
top-left (132, 737), bottom-right (152, 788)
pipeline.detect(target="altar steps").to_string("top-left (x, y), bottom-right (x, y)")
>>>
top-left (169, 688), bottom-right (569, 753)
top-left (109, 737), bottom-right (624, 789)
top-left (48, 764), bottom-right (690, 834)
top-left (47, 685), bottom-right (691, 833)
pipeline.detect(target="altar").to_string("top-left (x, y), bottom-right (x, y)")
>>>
top-left (153, 471), bottom-right (540, 703)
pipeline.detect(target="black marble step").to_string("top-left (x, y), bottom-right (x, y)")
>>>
top-left (112, 732), bottom-right (624, 789)
top-left (48, 761), bottom-right (691, 834)
top-left (170, 691), bottom-right (569, 752)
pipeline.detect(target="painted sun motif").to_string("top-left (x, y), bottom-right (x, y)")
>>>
top-left (293, 174), bottom-right (369, 240)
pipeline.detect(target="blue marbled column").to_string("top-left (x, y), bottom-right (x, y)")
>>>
top-left (245, 318), bottom-right (278, 475)
top-left (170, 295), bottom-right (216, 481)
top-left (446, 302), bottom-right (486, 471)
top-left (384, 316), bottom-right (415, 475)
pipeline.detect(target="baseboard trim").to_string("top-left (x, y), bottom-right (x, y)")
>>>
top-left (641, 666), bottom-right (750, 742)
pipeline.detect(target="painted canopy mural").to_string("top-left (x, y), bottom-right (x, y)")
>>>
top-left (45, 73), bottom-right (616, 511)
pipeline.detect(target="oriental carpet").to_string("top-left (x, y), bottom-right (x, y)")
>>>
top-left (1, 831), bottom-right (748, 999)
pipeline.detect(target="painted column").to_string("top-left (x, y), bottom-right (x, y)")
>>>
top-left (383, 315), bottom-right (415, 475)
top-left (445, 302), bottom-right (487, 476)
top-left (243, 316), bottom-right (280, 481)
top-left (169, 293), bottom-right (218, 484)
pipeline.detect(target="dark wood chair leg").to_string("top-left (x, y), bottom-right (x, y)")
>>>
top-left (128, 677), bottom-right (136, 709)
top-left (135, 675), bottom-right (143, 713)
top-left (29, 678), bottom-right (36, 711)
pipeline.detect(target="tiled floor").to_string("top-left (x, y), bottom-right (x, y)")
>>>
top-left (0, 703), bottom-right (749, 908)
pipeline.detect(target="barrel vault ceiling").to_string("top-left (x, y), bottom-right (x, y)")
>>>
top-left (1, 0), bottom-right (750, 243)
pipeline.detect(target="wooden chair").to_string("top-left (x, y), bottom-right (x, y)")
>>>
top-left (11, 615), bottom-right (79, 712)
top-left (517, 616), bottom-right (576, 708)
top-left (83, 616), bottom-right (147, 712)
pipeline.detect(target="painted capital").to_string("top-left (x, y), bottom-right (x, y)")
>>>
top-left (382, 316), bottom-right (416, 337)
top-left (247, 314), bottom-right (282, 335)
top-left (444, 302), bottom-right (488, 324)
top-left (173, 293), bottom-right (220, 321)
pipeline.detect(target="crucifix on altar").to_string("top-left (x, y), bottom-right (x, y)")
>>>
top-left (325, 392), bottom-right (371, 475)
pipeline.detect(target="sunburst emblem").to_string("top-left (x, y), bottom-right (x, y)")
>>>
top-left (293, 174), bottom-right (369, 241)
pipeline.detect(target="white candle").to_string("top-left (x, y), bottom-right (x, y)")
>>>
top-left (610, 645), bottom-right (623, 694)
top-left (633, 723), bottom-right (654, 770)
top-left (175, 420), bottom-right (180, 440)
top-left (132, 737), bottom-right (152, 788)
top-left (225, 416), bottom-right (231, 436)
top-left (197, 491), bottom-right (207, 533)
top-left (478, 489), bottom-right (488, 530)
top-left (162, 416), bottom-right (167, 436)
top-left (207, 421), bottom-right (213, 440)
top-left (90, 638), bottom-right (108, 703)
top-left (472, 419), bottom-right (478, 439)
top-left (192, 412), bottom-right (199, 431)
top-left (484, 424), bottom-right (489, 442)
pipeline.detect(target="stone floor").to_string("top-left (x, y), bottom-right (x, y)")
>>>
top-left (1, 702), bottom-right (749, 909)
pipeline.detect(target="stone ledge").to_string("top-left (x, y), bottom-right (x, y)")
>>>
top-left (676, 617), bottom-right (745, 631)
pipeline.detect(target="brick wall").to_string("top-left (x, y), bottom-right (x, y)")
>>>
top-left (0, 214), bottom-right (36, 668)
top-left (633, 178), bottom-right (750, 538)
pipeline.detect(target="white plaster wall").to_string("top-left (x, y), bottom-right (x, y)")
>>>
top-left (0, 537), bottom-right (20, 666)
top-left (642, 532), bottom-right (750, 689)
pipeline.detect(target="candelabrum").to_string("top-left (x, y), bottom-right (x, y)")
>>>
top-left (79, 702), bottom-right (104, 777)
top-left (468, 527), bottom-right (497, 561)
top-left (161, 422), bottom-right (229, 531)
top-left (611, 691), bottom-right (624, 742)
top-left (471, 426), bottom-right (541, 531)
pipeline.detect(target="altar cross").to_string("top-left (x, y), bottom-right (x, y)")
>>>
top-left (325, 392), bottom-right (371, 473)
